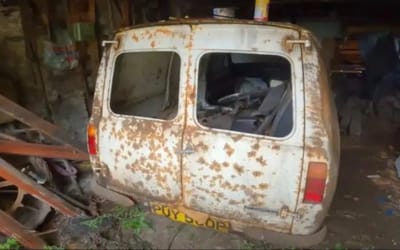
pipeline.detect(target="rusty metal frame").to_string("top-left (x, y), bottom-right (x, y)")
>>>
top-left (0, 94), bottom-right (86, 152)
top-left (0, 140), bottom-right (88, 161)
top-left (0, 94), bottom-right (89, 248)
top-left (0, 157), bottom-right (83, 249)
top-left (0, 210), bottom-right (46, 249)
top-left (0, 157), bottom-right (82, 217)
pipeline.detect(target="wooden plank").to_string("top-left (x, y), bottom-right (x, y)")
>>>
top-left (0, 157), bottom-right (83, 217)
top-left (0, 140), bottom-right (88, 161)
top-left (0, 210), bottom-right (46, 249)
top-left (0, 94), bottom-right (86, 152)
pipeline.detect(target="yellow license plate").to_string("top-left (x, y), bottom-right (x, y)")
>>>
top-left (150, 203), bottom-right (230, 232)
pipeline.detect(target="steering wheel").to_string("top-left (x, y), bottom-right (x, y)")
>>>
top-left (217, 93), bottom-right (249, 105)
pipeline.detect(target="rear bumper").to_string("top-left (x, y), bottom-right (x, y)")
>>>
top-left (242, 225), bottom-right (327, 248)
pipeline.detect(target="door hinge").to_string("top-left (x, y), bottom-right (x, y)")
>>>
top-left (285, 38), bottom-right (311, 52)
top-left (102, 40), bottom-right (119, 47)
top-left (245, 205), bottom-right (303, 220)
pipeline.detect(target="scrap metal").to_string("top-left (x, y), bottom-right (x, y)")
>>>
top-left (0, 93), bottom-right (86, 153)
top-left (0, 140), bottom-right (88, 161)
top-left (0, 157), bottom-right (82, 217)
top-left (0, 210), bottom-right (46, 249)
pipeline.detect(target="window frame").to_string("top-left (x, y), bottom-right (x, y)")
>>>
top-left (193, 50), bottom-right (298, 141)
top-left (106, 49), bottom-right (183, 122)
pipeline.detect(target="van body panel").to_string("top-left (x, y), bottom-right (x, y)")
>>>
top-left (97, 25), bottom-right (192, 201)
top-left (180, 24), bottom-right (305, 232)
top-left (89, 20), bottom-right (340, 239)
top-left (292, 32), bottom-right (340, 235)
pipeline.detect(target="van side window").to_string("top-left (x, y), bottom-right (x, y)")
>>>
top-left (110, 52), bottom-right (180, 120)
top-left (197, 53), bottom-right (293, 138)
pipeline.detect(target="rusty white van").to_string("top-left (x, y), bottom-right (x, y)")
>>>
top-left (88, 19), bottom-right (340, 246)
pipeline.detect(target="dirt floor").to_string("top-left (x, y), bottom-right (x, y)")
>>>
top-left (51, 117), bottom-right (400, 249)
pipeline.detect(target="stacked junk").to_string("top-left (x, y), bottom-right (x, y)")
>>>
top-left (335, 32), bottom-right (400, 136)
top-left (0, 94), bottom-right (94, 249)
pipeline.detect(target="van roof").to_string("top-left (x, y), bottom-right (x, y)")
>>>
top-left (116, 18), bottom-right (307, 35)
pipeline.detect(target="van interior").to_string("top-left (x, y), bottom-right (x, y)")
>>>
top-left (197, 53), bottom-right (293, 137)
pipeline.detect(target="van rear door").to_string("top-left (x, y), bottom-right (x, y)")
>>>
top-left (181, 24), bottom-right (305, 232)
top-left (97, 25), bottom-right (191, 201)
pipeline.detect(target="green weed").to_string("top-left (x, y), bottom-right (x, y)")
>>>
top-left (81, 213), bottom-right (113, 229)
top-left (81, 206), bottom-right (150, 234)
top-left (0, 238), bottom-right (20, 250)
top-left (112, 206), bottom-right (150, 234)
top-left (43, 245), bottom-right (64, 250)
top-left (240, 241), bottom-right (257, 250)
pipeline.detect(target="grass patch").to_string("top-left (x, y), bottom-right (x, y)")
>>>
top-left (44, 245), bottom-right (64, 250)
top-left (0, 238), bottom-right (20, 250)
top-left (240, 241), bottom-right (258, 250)
top-left (81, 206), bottom-right (150, 234)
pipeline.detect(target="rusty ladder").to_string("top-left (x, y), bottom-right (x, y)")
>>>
top-left (0, 94), bottom-right (88, 249)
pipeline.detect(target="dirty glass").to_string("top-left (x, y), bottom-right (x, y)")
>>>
top-left (110, 52), bottom-right (180, 120)
top-left (197, 53), bottom-right (293, 137)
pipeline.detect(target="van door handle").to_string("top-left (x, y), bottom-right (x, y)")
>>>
top-left (177, 145), bottom-right (195, 155)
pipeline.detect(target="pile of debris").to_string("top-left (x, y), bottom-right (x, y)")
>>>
top-left (0, 93), bottom-right (93, 249)
top-left (335, 33), bottom-right (400, 136)
top-left (368, 146), bottom-right (400, 216)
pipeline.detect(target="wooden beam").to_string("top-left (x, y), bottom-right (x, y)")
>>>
top-left (0, 140), bottom-right (88, 161)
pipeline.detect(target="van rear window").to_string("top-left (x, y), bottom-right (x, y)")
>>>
top-left (110, 51), bottom-right (180, 120)
top-left (197, 53), bottom-right (293, 138)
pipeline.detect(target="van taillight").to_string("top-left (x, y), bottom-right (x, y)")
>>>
top-left (87, 123), bottom-right (97, 155)
top-left (303, 162), bottom-right (327, 204)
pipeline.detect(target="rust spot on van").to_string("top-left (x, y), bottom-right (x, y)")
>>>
top-left (272, 144), bottom-right (280, 150)
top-left (306, 146), bottom-right (328, 160)
top-left (229, 200), bottom-right (241, 205)
top-left (234, 164), bottom-right (244, 175)
top-left (256, 156), bottom-right (267, 165)
top-left (150, 40), bottom-right (156, 48)
top-left (197, 157), bottom-right (207, 165)
top-left (155, 28), bottom-right (174, 36)
top-left (210, 161), bottom-right (222, 172)
top-left (231, 134), bottom-right (243, 142)
top-left (132, 33), bottom-right (139, 42)
top-left (196, 141), bottom-right (208, 151)
top-left (252, 143), bottom-right (260, 151)
top-left (252, 171), bottom-right (263, 177)
top-left (224, 143), bottom-right (234, 156)
top-left (247, 151), bottom-right (256, 158)
top-left (185, 39), bottom-right (193, 50)
top-left (258, 183), bottom-right (269, 190)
